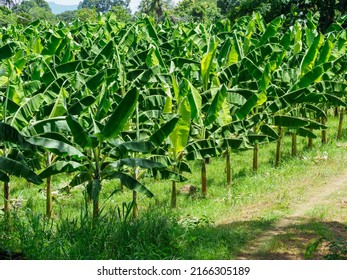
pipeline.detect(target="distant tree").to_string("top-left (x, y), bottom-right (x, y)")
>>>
top-left (57, 5), bottom-right (130, 23)
top-left (78, 0), bottom-right (130, 14)
top-left (216, 0), bottom-right (347, 32)
top-left (286, 0), bottom-right (347, 32)
top-left (0, 4), bottom-right (16, 25)
top-left (137, 0), bottom-right (173, 20)
top-left (57, 7), bottom-right (100, 23)
top-left (56, 10), bottom-right (77, 23)
top-left (174, 0), bottom-right (221, 21)
top-left (0, 0), bottom-right (22, 9)
top-left (109, 4), bottom-right (132, 22)
top-left (216, 0), bottom-right (291, 21)
top-left (13, 0), bottom-right (52, 12)
top-left (76, 7), bottom-right (98, 22)
top-left (12, 0), bottom-right (56, 24)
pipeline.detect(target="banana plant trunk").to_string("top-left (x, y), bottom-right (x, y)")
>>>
top-left (334, 107), bottom-right (339, 117)
top-left (337, 107), bottom-right (344, 141)
top-left (171, 180), bottom-right (177, 208)
top-left (133, 106), bottom-right (139, 218)
top-left (308, 128), bottom-right (313, 148)
top-left (46, 176), bottom-right (52, 218)
top-left (253, 144), bottom-right (258, 172)
top-left (4, 181), bottom-right (10, 214)
top-left (46, 153), bottom-right (53, 218)
top-left (132, 190), bottom-right (138, 219)
top-left (93, 194), bottom-right (99, 219)
top-left (308, 136), bottom-right (313, 148)
top-left (321, 117), bottom-right (327, 144)
top-left (92, 148), bottom-right (101, 219)
top-left (201, 159), bottom-right (207, 196)
top-left (291, 132), bottom-right (297, 157)
top-left (275, 126), bottom-right (283, 167)
top-left (133, 167), bottom-right (139, 218)
top-left (225, 150), bottom-right (231, 188)
top-left (171, 163), bottom-right (177, 208)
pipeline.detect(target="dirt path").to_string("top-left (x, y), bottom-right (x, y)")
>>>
top-left (235, 171), bottom-right (347, 260)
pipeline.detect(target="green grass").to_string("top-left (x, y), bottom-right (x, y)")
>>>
top-left (0, 115), bottom-right (346, 259)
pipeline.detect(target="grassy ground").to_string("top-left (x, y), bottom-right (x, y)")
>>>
top-left (0, 115), bottom-right (346, 259)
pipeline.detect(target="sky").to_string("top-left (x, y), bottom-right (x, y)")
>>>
top-left (49, 0), bottom-right (144, 12)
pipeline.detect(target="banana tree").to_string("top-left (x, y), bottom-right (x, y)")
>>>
top-left (217, 14), bottom-right (286, 171)
top-left (0, 39), bottom-right (45, 218)
top-left (264, 17), bottom-right (347, 162)
top-left (174, 33), bottom-right (223, 196)
top-left (33, 88), bottom-right (169, 219)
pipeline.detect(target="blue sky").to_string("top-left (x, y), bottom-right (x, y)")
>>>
top-left (49, 0), bottom-right (144, 12)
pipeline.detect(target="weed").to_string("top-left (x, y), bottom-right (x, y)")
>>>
top-left (305, 235), bottom-right (347, 260)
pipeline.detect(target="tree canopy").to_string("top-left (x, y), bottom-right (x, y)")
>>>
top-left (9, 0), bottom-right (56, 24)
top-left (0, 5), bottom-right (16, 25)
top-left (78, 0), bottom-right (130, 14)
top-left (174, 0), bottom-right (221, 22)
top-left (216, 0), bottom-right (347, 32)
top-left (137, 0), bottom-right (173, 19)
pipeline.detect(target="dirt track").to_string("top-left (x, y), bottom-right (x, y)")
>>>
top-left (235, 170), bottom-right (347, 259)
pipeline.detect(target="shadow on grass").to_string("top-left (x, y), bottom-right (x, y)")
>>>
top-left (0, 211), bottom-right (345, 260)
top-left (224, 218), bottom-right (347, 260)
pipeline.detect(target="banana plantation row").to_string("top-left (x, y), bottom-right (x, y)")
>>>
top-left (0, 14), bottom-right (347, 219)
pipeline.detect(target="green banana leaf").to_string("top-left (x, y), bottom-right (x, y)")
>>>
top-left (0, 42), bottom-right (18, 61)
top-left (274, 115), bottom-right (309, 128)
top-left (296, 127), bottom-right (317, 139)
top-left (69, 171), bottom-right (92, 188)
top-left (109, 172), bottom-right (154, 198)
top-left (205, 85), bottom-right (228, 126)
top-left (24, 117), bottom-right (69, 135)
top-left (260, 124), bottom-right (279, 140)
top-left (66, 115), bottom-right (93, 149)
top-left (105, 158), bottom-right (166, 171)
top-left (169, 97), bottom-right (191, 156)
top-left (0, 156), bottom-right (42, 185)
top-left (116, 140), bottom-right (156, 154)
top-left (27, 136), bottom-right (84, 159)
top-left (218, 138), bottom-right (243, 150)
top-left (101, 88), bottom-right (139, 140)
top-left (39, 161), bottom-right (83, 179)
top-left (0, 171), bottom-right (10, 183)
top-left (10, 93), bottom-right (49, 129)
top-left (149, 116), bottom-right (179, 146)
top-left (185, 139), bottom-right (221, 160)
top-left (0, 122), bottom-right (34, 150)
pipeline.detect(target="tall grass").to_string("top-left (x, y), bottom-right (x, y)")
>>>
top-left (0, 206), bottom-right (257, 259)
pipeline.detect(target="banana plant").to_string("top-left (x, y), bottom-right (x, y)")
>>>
top-left (217, 14), bottom-right (286, 171)
top-left (34, 88), bottom-right (170, 219)
top-left (174, 33), bottom-right (225, 196)
top-left (264, 17), bottom-right (347, 163)
top-left (0, 39), bottom-right (45, 218)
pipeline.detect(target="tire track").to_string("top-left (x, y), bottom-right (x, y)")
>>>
top-left (236, 171), bottom-right (347, 259)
